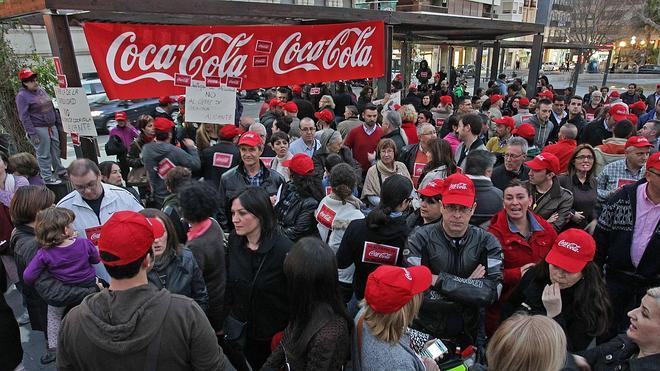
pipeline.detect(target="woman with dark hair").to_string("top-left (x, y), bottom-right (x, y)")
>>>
top-left (275, 153), bottom-right (324, 241)
top-left (225, 187), bottom-right (293, 370)
top-left (178, 181), bottom-right (226, 337)
top-left (127, 114), bottom-right (155, 202)
top-left (315, 163), bottom-right (364, 304)
top-left (441, 115), bottom-right (461, 155)
top-left (420, 94), bottom-right (433, 112)
top-left (558, 144), bottom-right (598, 231)
top-left (263, 237), bottom-right (353, 370)
top-left (357, 86), bottom-right (374, 114)
top-left (333, 81), bottom-right (355, 123)
top-left (9, 152), bottom-right (44, 185)
top-left (162, 166), bottom-right (192, 243)
top-left (140, 208), bottom-right (208, 311)
top-left (313, 129), bottom-right (361, 181)
top-left (417, 138), bottom-right (457, 189)
top-left (417, 110), bottom-right (434, 126)
top-left (362, 138), bottom-right (412, 207)
top-left (98, 160), bottom-right (141, 201)
top-left (503, 229), bottom-right (611, 352)
top-left (337, 174), bottom-right (413, 301)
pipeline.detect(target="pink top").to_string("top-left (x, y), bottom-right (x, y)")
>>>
top-left (443, 132), bottom-right (461, 156)
top-left (631, 183), bottom-right (660, 266)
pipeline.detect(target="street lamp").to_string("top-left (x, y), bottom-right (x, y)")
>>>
top-left (619, 41), bottom-right (627, 47)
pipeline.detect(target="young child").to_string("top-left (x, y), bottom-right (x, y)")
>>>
top-left (270, 131), bottom-right (292, 182)
top-left (23, 207), bottom-right (100, 352)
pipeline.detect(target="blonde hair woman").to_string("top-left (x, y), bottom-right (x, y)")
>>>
top-left (399, 104), bottom-right (419, 145)
top-left (355, 265), bottom-right (438, 371)
top-left (195, 123), bottom-right (219, 151)
top-left (318, 94), bottom-right (336, 110)
top-left (486, 314), bottom-right (567, 371)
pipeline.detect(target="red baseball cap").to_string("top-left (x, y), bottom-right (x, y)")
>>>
top-left (292, 84), bottom-right (302, 94)
top-left (440, 96), bottom-right (453, 105)
top-left (434, 72), bottom-right (441, 79)
top-left (647, 152), bottom-right (660, 171)
top-left (513, 123), bottom-right (536, 140)
top-left (609, 90), bottom-right (620, 98)
top-left (537, 90), bottom-right (554, 100)
top-left (153, 117), bottom-right (175, 132)
top-left (283, 101), bottom-right (298, 113)
top-left (238, 131), bottom-right (263, 147)
top-left (526, 152), bottom-right (560, 174)
top-left (159, 96), bottom-right (175, 105)
top-left (441, 173), bottom-right (475, 207)
top-left (114, 112), bottom-right (127, 121)
top-left (608, 104), bottom-right (629, 122)
top-left (314, 109), bottom-right (334, 123)
top-left (493, 116), bottom-right (515, 130)
top-left (365, 265), bottom-right (432, 314)
top-left (627, 114), bottom-right (638, 126)
top-left (545, 229), bottom-right (596, 273)
top-left (408, 83), bottom-right (418, 91)
top-left (177, 95), bottom-right (186, 104)
top-left (418, 179), bottom-right (444, 197)
top-left (269, 98), bottom-right (285, 109)
top-left (219, 125), bottom-right (241, 140)
top-left (519, 97), bottom-right (530, 107)
top-left (490, 94), bottom-right (504, 104)
top-left (625, 136), bottom-right (652, 149)
top-left (629, 100), bottom-right (646, 111)
top-left (18, 68), bottom-right (37, 81)
top-left (282, 153), bottom-right (315, 176)
top-left (99, 211), bottom-right (165, 267)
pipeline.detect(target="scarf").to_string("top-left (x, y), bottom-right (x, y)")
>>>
top-left (153, 247), bottom-right (176, 272)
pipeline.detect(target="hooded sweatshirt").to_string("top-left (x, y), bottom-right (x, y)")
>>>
top-left (594, 137), bottom-right (627, 175)
top-left (523, 114), bottom-right (554, 150)
top-left (141, 141), bottom-right (201, 206)
top-left (57, 284), bottom-right (230, 371)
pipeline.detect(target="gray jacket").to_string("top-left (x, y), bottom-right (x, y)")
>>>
top-left (522, 114), bottom-right (554, 150)
top-left (141, 141), bottom-right (201, 206)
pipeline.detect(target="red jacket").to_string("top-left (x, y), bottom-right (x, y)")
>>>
top-left (401, 121), bottom-right (419, 144)
top-left (542, 139), bottom-right (576, 174)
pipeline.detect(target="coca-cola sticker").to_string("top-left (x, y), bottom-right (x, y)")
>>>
top-left (157, 158), bottom-right (176, 179)
top-left (174, 73), bottom-right (192, 87)
top-left (82, 21), bottom-right (385, 100)
top-left (413, 162), bottom-right (425, 177)
top-left (85, 226), bottom-right (103, 246)
top-left (436, 118), bottom-right (445, 127)
top-left (361, 241), bottom-right (399, 266)
top-left (325, 186), bottom-right (332, 195)
top-left (253, 55), bottom-right (269, 68)
top-left (260, 157), bottom-right (274, 168)
top-left (226, 77), bottom-right (243, 89)
top-left (205, 76), bottom-right (221, 88)
top-left (71, 132), bottom-right (80, 146)
top-left (213, 152), bottom-right (233, 168)
top-left (310, 87), bottom-right (321, 95)
top-left (316, 204), bottom-right (336, 229)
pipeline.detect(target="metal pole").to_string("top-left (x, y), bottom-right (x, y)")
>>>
top-left (526, 33), bottom-right (544, 98)
top-left (490, 41), bottom-right (501, 81)
top-left (602, 48), bottom-right (613, 87)
top-left (474, 43), bottom-right (484, 93)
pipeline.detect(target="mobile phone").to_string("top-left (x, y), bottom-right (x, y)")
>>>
top-left (420, 339), bottom-right (448, 359)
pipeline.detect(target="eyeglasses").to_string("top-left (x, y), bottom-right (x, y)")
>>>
top-left (300, 127), bottom-right (316, 132)
top-left (72, 178), bottom-right (99, 192)
top-left (504, 153), bottom-right (525, 159)
top-left (575, 155), bottom-right (594, 161)
top-left (443, 204), bottom-right (473, 214)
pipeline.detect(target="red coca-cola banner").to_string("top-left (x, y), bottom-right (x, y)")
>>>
top-left (82, 21), bottom-right (385, 100)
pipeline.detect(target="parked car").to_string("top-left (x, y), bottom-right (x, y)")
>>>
top-left (90, 96), bottom-right (178, 134)
top-left (82, 79), bottom-right (107, 104)
top-left (638, 64), bottom-right (660, 74)
top-left (542, 62), bottom-right (559, 71)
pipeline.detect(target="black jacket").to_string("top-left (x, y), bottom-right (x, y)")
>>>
top-left (217, 162), bottom-right (284, 232)
top-left (225, 228), bottom-right (293, 341)
top-left (336, 216), bottom-right (410, 300)
top-left (398, 143), bottom-right (420, 177)
top-left (580, 117), bottom-right (612, 147)
top-left (578, 334), bottom-right (660, 371)
top-left (404, 222), bottom-right (503, 347)
top-left (274, 182), bottom-right (321, 242)
top-left (503, 266), bottom-right (596, 352)
top-left (200, 141), bottom-right (241, 188)
top-left (293, 97), bottom-right (315, 121)
top-left (147, 248), bottom-right (209, 312)
top-left (161, 194), bottom-right (188, 244)
top-left (312, 146), bottom-right (361, 183)
top-left (185, 219), bottom-right (226, 332)
top-left (469, 176), bottom-right (503, 227)
top-left (491, 164), bottom-right (530, 191)
top-left (382, 128), bottom-right (407, 154)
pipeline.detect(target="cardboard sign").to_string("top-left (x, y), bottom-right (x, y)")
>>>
top-left (57, 74), bottom-right (68, 88)
top-left (413, 162), bottom-right (426, 177)
top-left (361, 241), bottom-right (399, 265)
top-left (157, 158), bottom-right (175, 179)
top-left (85, 226), bottom-right (102, 246)
top-left (185, 86), bottom-right (236, 124)
top-left (71, 132), bottom-right (80, 146)
top-left (316, 204), bottom-right (336, 229)
top-left (617, 179), bottom-right (636, 188)
top-left (260, 157), bottom-right (274, 168)
top-left (54, 87), bottom-right (98, 136)
top-left (213, 152), bottom-right (234, 168)
top-left (174, 73), bottom-right (192, 87)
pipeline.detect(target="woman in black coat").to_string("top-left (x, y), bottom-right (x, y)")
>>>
top-left (140, 209), bottom-right (208, 311)
top-left (275, 153), bottom-right (324, 242)
top-left (225, 187), bottom-right (293, 371)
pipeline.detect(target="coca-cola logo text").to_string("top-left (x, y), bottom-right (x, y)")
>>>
top-left (449, 182), bottom-right (467, 190)
top-left (368, 250), bottom-right (392, 260)
top-left (558, 240), bottom-right (581, 252)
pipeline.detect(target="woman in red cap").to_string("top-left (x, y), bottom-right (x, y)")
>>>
top-left (354, 265), bottom-right (438, 371)
top-left (126, 114), bottom-right (155, 203)
top-left (274, 153), bottom-right (325, 242)
top-left (502, 229), bottom-right (611, 352)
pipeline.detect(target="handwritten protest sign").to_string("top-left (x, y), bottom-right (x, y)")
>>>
top-left (185, 86), bottom-right (236, 125)
top-left (54, 87), bottom-right (98, 136)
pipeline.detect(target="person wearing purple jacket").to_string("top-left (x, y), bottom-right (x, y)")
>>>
top-left (107, 111), bottom-right (138, 180)
top-left (23, 207), bottom-right (100, 355)
top-left (15, 68), bottom-right (66, 184)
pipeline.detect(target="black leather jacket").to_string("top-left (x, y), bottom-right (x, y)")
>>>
top-left (398, 143), bottom-right (420, 176)
top-left (147, 248), bottom-right (209, 312)
top-left (404, 221), bottom-right (503, 346)
top-left (273, 182), bottom-right (320, 242)
top-left (578, 334), bottom-right (660, 371)
top-left (217, 161), bottom-right (284, 232)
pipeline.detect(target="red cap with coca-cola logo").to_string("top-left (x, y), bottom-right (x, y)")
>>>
top-left (314, 109), bottom-right (334, 123)
top-left (99, 211), bottom-right (165, 267)
top-left (238, 131), bottom-right (263, 147)
top-left (625, 136), bottom-right (652, 149)
top-left (545, 229), bottom-right (595, 273)
top-left (365, 265), bottom-right (432, 314)
top-left (441, 173), bottom-right (475, 207)
top-left (418, 179), bottom-right (444, 197)
top-left (525, 152), bottom-right (560, 174)
top-left (282, 153), bottom-right (315, 176)
top-left (440, 96), bottom-right (453, 106)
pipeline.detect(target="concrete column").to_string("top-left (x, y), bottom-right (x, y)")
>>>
top-left (526, 34), bottom-right (544, 98)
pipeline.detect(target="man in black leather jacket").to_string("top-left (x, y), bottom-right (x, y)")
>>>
top-left (404, 173), bottom-right (503, 347)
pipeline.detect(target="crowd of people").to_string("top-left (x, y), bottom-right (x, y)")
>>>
top-left (0, 66), bottom-right (659, 371)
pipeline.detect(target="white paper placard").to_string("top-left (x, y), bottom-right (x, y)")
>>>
top-left (185, 86), bottom-right (236, 124)
top-left (54, 87), bottom-right (98, 136)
